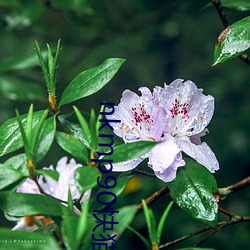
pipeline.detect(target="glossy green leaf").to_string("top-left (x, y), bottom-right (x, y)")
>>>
top-left (36, 116), bottom-right (56, 162)
top-left (142, 199), bottom-right (157, 245)
top-left (221, 0), bottom-right (250, 11)
top-left (0, 191), bottom-right (65, 216)
top-left (0, 111), bottom-right (44, 157)
top-left (0, 76), bottom-right (46, 102)
top-left (56, 131), bottom-right (89, 164)
top-left (213, 16), bottom-right (250, 65)
top-left (73, 106), bottom-right (91, 148)
top-left (168, 159), bottom-right (218, 227)
top-left (4, 153), bottom-right (28, 175)
top-left (103, 140), bottom-right (159, 163)
top-left (75, 166), bottom-right (101, 194)
top-left (92, 174), bottom-right (132, 210)
top-left (0, 164), bottom-right (27, 190)
top-left (59, 58), bottom-right (125, 106)
top-left (0, 228), bottom-right (60, 250)
top-left (36, 169), bottom-right (59, 181)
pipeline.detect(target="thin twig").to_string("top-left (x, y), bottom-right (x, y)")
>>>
top-left (159, 224), bottom-right (211, 249)
top-left (159, 216), bottom-right (250, 249)
top-left (193, 216), bottom-right (250, 247)
top-left (134, 169), bottom-right (157, 178)
top-left (218, 176), bottom-right (250, 198)
top-left (136, 186), bottom-right (170, 215)
top-left (218, 206), bottom-right (235, 218)
top-left (211, 0), bottom-right (250, 66)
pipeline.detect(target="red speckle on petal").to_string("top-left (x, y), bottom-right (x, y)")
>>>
top-left (131, 103), bottom-right (153, 125)
top-left (170, 99), bottom-right (190, 121)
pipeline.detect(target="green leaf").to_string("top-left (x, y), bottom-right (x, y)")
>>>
top-left (0, 228), bottom-right (60, 250)
top-left (142, 200), bottom-right (157, 245)
top-left (221, 0), bottom-right (250, 11)
top-left (90, 108), bottom-right (97, 150)
top-left (0, 191), bottom-right (65, 216)
top-left (56, 131), bottom-right (89, 164)
top-left (0, 164), bottom-right (27, 190)
top-left (36, 116), bottom-right (56, 162)
top-left (0, 51), bottom-right (47, 74)
top-left (0, 110), bottom-right (44, 157)
top-left (73, 106), bottom-right (91, 148)
top-left (90, 205), bottom-right (137, 247)
top-left (0, 76), bottom-right (46, 102)
top-left (213, 16), bottom-right (250, 65)
top-left (127, 226), bottom-right (151, 248)
top-left (36, 169), bottom-right (59, 181)
top-left (168, 159), bottom-right (218, 227)
top-left (103, 140), bottom-right (159, 163)
top-left (62, 201), bottom-right (89, 250)
top-left (62, 215), bottom-right (80, 250)
top-left (59, 58), bottom-right (125, 106)
top-left (157, 201), bottom-right (174, 244)
top-left (112, 205), bottom-right (137, 236)
top-left (92, 174), bottom-right (132, 210)
top-left (75, 166), bottom-right (101, 194)
top-left (4, 153), bottom-right (28, 175)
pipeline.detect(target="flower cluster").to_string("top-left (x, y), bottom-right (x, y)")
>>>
top-left (11, 157), bottom-right (89, 231)
top-left (106, 79), bottom-right (219, 182)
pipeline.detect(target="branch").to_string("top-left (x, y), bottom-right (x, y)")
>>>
top-left (193, 216), bottom-right (250, 247)
top-left (134, 169), bottom-right (157, 178)
top-left (218, 176), bottom-right (250, 199)
top-left (211, 0), bottom-right (250, 66)
top-left (136, 186), bottom-right (170, 215)
top-left (159, 216), bottom-right (250, 249)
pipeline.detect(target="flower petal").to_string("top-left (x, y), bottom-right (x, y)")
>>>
top-left (16, 178), bottom-right (40, 194)
top-left (12, 218), bottom-right (38, 231)
top-left (179, 139), bottom-right (219, 173)
top-left (154, 79), bottom-right (214, 136)
top-left (148, 138), bottom-right (185, 182)
top-left (106, 88), bottom-right (167, 141)
top-left (110, 156), bottom-right (146, 172)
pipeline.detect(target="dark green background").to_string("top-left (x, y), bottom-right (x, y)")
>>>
top-left (0, 0), bottom-right (249, 249)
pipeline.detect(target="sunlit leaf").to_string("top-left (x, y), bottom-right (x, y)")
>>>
top-left (75, 166), bottom-right (101, 194)
top-left (213, 16), bottom-right (250, 65)
top-left (0, 111), bottom-right (44, 157)
top-left (0, 191), bottom-right (65, 216)
top-left (36, 116), bottom-right (56, 162)
top-left (59, 58), bottom-right (125, 106)
top-left (56, 131), bottom-right (89, 164)
top-left (103, 140), bottom-right (159, 163)
top-left (168, 159), bottom-right (218, 227)
top-left (0, 164), bottom-right (27, 190)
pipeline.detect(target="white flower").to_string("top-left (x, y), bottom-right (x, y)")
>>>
top-left (12, 157), bottom-right (90, 231)
top-left (106, 79), bottom-right (219, 182)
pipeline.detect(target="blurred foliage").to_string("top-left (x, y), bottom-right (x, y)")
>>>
top-left (0, 0), bottom-right (249, 249)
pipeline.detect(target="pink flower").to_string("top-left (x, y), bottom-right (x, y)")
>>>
top-left (12, 157), bottom-right (90, 231)
top-left (107, 79), bottom-right (219, 182)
